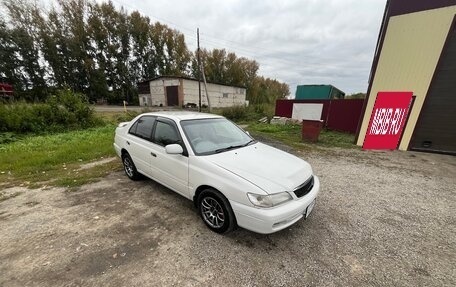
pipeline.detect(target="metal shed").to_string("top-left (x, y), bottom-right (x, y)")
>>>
top-left (295, 85), bottom-right (345, 100)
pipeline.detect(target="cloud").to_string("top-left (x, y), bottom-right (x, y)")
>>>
top-left (90, 0), bottom-right (387, 94)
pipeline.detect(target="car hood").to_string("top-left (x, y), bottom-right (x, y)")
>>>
top-left (206, 142), bottom-right (313, 194)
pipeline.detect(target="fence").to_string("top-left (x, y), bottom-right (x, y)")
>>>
top-left (275, 99), bottom-right (365, 133)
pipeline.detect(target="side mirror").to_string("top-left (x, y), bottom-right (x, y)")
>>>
top-left (165, 144), bottom-right (183, 155)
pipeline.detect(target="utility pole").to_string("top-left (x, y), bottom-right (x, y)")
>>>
top-left (201, 64), bottom-right (212, 113)
top-left (197, 28), bottom-right (202, 112)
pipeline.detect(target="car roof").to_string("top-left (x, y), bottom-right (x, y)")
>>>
top-left (139, 111), bottom-right (224, 121)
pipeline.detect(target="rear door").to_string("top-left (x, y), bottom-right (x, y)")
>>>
top-left (150, 118), bottom-right (189, 197)
top-left (125, 116), bottom-right (156, 178)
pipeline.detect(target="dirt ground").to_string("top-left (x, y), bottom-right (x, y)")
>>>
top-left (1, 144), bottom-right (455, 287)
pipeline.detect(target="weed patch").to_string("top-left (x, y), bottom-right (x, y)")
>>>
top-left (0, 125), bottom-right (117, 187)
top-left (217, 104), bottom-right (275, 123)
top-left (246, 123), bottom-right (357, 150)
top-left (0, 89), bottom-right (103, 135)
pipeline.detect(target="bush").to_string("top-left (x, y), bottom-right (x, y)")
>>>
top-left (0, 89), bottom-right (102, 135)
top-left (0, 132), bottom-right (20, 144)
top-left (114, 111), bottom-right (139, 123)
top-left (221, 105), bottom-right (247, 121)
top-left (220, 104), bottom-right (275, 122)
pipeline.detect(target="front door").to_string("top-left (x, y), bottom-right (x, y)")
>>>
top-left (166, 86), bottom-right (179, 106)
top-left (150, 118), bottom-right (189, 197)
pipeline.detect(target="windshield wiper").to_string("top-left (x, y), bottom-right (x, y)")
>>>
top-left (242, 139), bottom-right (256, 147)
top-left (214, 140), bottom-right (256, 153)
top-left (215, 145), bottom-right (243, 153)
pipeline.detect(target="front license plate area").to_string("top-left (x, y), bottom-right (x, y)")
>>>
top-left (305, 199), bottom-right (316, 219)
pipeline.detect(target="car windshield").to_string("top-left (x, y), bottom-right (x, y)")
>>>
top-left (181, 118), bottom-right (255, 155)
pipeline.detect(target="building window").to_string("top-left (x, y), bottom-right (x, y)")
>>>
top-left (223, 93), bottom-right (229, 98)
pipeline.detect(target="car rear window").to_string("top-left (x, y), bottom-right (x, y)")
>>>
top-left (129, 116), bottom-right (156, 140)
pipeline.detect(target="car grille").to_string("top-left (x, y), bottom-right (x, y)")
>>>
top-left (293, 176), bottom-right (314, 198)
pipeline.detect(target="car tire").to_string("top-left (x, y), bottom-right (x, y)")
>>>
top-left (121, 152), bottom-right (141, 180)
top-left (198, 189), bottom-right (236, 233)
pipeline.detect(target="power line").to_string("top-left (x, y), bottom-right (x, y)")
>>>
top-left (108, 0), bottom-right (328, 63)
top-left (100, 0), bottom-right (370, 88)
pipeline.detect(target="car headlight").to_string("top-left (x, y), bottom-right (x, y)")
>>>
top-left (247, 192), bottom-right (293, 208)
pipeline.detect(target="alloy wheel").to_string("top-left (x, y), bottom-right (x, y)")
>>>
top-left (201, 196), bottom-right (225, 228)
top-left (123, 157), bottom-right (134, 178)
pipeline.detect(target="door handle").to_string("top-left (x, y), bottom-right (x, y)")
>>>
top-left (151, 152), bottom-right (157, 157)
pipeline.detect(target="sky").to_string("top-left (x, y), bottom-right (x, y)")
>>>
top-left (45, 0), bottom-right (387, 96)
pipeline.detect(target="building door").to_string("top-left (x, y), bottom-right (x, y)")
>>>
top-left (166, 86), bottom-right (179, 106)
top-left (410, 22), bottom-right (456, 154)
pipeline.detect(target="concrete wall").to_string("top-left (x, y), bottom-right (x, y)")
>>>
top-left (357, 6), bottom-right (456, 150)
top-left (139, 78), bottom-right (178, 106)
top-left (182, 79), bottom-right (246, 108)
top-left (155, 79), bottom-right (179, 106)
top-left (139, 78), bottom-right (247, 107)
top-left (138, 94), bottom-right (150, 106)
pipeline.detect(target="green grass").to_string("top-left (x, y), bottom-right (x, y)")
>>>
top-left (246, 122), bottom-right (357, 150)
top-left (96, 110), bottom-right (140, 123)
top-left (0, 124), bottom-right (119, 188)
top-left (212, 104), bottom-right (275, 124)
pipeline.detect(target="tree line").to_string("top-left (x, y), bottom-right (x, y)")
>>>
top-left (0, 0), bottom-right (289, 105)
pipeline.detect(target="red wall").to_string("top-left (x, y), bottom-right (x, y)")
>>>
top-left (275, 99), bottom-right (365, 134)
top-left (0, 83), bottom-right (13, 92)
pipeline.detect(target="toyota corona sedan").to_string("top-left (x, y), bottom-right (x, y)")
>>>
top-left (113, 111), bottom-right (319, 234)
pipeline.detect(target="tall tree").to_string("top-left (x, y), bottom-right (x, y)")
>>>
top-left (162, 27), bottom-right (191, 76)
top-left (191, 48), bottom-right (289, 104)
top-left (1, 0), bottom-right (288, 104)
top-left (3, 0), bottom-right (46, 100)
top-left (248, 76), bottom-right (289, 105)
top-left (37, 7), bottom-right (69, 88)
top-left (128, 11), bottom-right (153, 82)
top-left (0, 20), bottom-right (23, 90)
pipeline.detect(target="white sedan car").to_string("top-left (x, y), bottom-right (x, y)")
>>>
top-left (114, 111), bottom-right (319, 234)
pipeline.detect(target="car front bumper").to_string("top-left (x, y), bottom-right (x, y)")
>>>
top-left (229, 175), bottom-right (320, 234)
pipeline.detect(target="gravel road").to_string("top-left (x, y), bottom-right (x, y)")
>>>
top-left (1, 144), bottom-right (455, 286)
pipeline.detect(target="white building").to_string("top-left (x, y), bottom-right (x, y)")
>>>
top-left (137, 76), bottom-right (247, 108)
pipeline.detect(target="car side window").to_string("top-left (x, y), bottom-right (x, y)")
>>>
top-left (129, 116), bottom-right (156, 140)
top-left (153, 121), bottom-right (180, 147)
top-left (129, 121), bottom-right (138, 134)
